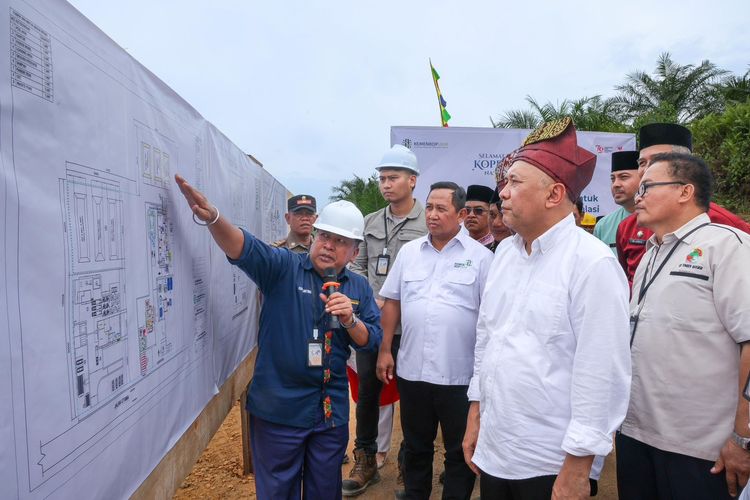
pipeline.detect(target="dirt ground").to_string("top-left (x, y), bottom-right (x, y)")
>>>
top-left (174, 400), bottom-right (618, 499)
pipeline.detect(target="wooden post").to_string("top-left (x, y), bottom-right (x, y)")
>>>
top-left (240, 388), bottom-right (254, 475)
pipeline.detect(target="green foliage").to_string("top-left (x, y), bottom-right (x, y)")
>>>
top-left (691, 100), bottom-right (750, 213)
top-left (492, 95), bottom-right (626, 132)
top-left (329, 174), bottom-right (387, 216)
top-left (715, 67), bottom-right (750, 107)
top-left (485, 53), bottom-right (750, 217)
top-left (613, 52), bottom-right (727, 124)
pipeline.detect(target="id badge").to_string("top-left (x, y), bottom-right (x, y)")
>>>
top-left (308, 340), bottom-right (323, 367)
top-left (375, 254), bottom-right (391, 276)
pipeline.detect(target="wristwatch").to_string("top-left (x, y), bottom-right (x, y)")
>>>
top-left (732, 432), bottom-right (750, 451)
top-left (341, 314), bottom-right (359, 329)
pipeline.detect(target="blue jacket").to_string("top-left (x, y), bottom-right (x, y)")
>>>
top-left (230, 230), bottom-right (382, 428)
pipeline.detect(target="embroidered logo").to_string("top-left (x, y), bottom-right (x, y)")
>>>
top-left (686, 248), bottom-right (703, 264)
top-left (454, 259), bottom-right (473, 269)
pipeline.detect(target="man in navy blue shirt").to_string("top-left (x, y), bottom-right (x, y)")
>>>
top-left (175, 174), bottom-right (382, 499)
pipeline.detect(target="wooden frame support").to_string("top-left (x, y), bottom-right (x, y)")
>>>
top-left (131, 350), bottom-right (257, 499)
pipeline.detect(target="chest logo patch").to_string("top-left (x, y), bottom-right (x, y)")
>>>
top-left (454, 259), bottom-right (473, 269)
top-left (686, 248), bottom-right (703, 264)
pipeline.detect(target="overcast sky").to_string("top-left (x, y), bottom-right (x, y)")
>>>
top-left (68, 0), bottom-right (750, 206)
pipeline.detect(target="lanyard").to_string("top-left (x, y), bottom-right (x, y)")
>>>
top-left (382, 209), bottom-right (409, 255)
top-left (309, 272), bottom-right (332, 338)
top-left (630, 222), bottom-right (710, 346)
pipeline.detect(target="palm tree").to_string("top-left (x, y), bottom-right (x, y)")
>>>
top-left (716, 67), bottom-right (750, 106)
top-left (490, 109), bottom-right (540, 129)
top-left (329, 174), bottom-right (387, 216)
top-left (612, 52), bottom-right (728, 124)
top-left (567, 96), bottom-right (628, 132)
top-left (491, 95), bottom-right (626, 132)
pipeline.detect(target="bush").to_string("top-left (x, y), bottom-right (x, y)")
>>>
top-left (691, 100), bottom-right (750, 214)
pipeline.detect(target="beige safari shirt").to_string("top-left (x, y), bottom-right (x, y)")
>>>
top-left (350, 199), bottom-right (427, 299)
top-left (271, 232), bottom-right (312, 254)
top-left (622, 213), bottom-right (750, 461)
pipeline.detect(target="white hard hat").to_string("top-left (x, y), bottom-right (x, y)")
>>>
top-left (376, 144), bottom-right (419, 175)
top-left (313, 200), bottom-right (365, 241)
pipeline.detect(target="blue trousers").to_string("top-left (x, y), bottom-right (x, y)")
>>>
top-left (250, 413), bottom-right (348, 500)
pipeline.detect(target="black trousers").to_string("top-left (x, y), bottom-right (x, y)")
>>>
top-left (479, 472), bottom-right (597, 499)
top-left (616, 432), bottom-right (732, 500)
top-left (354, 334), bottom-right (401, 455)
top-left (398, 377), bottom-right (476, 500)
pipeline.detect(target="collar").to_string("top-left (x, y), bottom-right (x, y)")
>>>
top-left (513, 213), bottom-right (576, 255)
top-left (422, 227), bottom-right (468, 252)
top-left (285, 232), bottom-right (312, 249)
top-left (385, 199), bottom-right (424, 222)
top-left (476, 232), bottom-right (494, 246)
top-left (646, 212), bottom-right (710, 250)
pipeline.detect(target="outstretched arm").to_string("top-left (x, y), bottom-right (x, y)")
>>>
top-left (175, 174), bottom-right (245, 259)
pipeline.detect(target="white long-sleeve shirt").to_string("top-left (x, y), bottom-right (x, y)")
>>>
top-left (467, 214), bottom-right (631, 480)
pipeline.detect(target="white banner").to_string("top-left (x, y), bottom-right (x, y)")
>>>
top-left (391, 126), bottom-right (636, 217)
top-left (0, 2), bottom-right (287, 499)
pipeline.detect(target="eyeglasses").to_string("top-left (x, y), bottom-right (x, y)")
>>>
top-left (316, 231), bottom-right (353, 249)
top-left (465, 207), bottom-right (487, 216)
top-left (635, 181), bottom-right (687, 198)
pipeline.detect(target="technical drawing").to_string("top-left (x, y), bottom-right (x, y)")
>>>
top-left (262, 174), bottom-right (285, 242)
top-left (135, 120), bottom-right (177, 189)
top-left (61, 163), bottom-right (129, 418)
top-left (70, 272), bottom-right (127, 414)
top-left (137, 194), bottom-right (175, 375)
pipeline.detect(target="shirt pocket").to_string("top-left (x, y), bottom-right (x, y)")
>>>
top-left (402, 269), bottom-right (429, 302)
top-left (524, 282), bottom-right (566, 340)
top-left (397, 227), bottom-right (426, 242)
top-left (441, 269), bottom-right (478, 306)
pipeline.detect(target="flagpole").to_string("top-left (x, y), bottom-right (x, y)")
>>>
top-left (429, 58), bottom-right (446, 127)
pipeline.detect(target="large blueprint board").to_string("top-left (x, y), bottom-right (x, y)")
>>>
top-left (0, 2), bottom-right (287, 498)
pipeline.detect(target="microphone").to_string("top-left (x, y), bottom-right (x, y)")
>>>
top-left (322, 267), bottom-right (341, 329)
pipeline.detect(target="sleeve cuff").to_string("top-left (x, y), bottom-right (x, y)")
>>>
top-left (561, 419), bottom-right (614, 457)
top-left (467, 377), bottom-right (481, 402)
top-left (378, 289), bottom-right (399, 301)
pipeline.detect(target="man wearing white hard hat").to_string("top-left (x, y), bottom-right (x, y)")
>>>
top-left (345, 144), bottom-right (427, 497)
top-left (175, 174), bottom-right (382, 500)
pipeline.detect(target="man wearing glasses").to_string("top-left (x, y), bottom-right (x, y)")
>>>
top-left (272, 194), bottom-right (317, 253)
top-left (464, 185), bottom-right (496, 249)
top-left (616, 152), bottom-right (750, 499)
top-left (615, 123), bottom-right (750, 288)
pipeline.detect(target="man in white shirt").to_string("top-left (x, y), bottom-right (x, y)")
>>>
top-left (463, 118), bottom-right (631, 499)
top-left (377, 181), bottom-right (493, 499)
